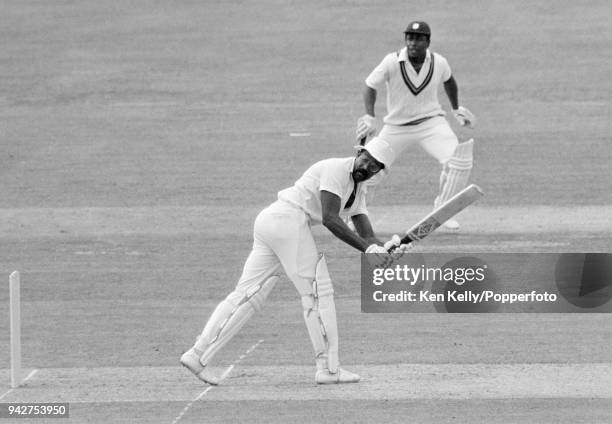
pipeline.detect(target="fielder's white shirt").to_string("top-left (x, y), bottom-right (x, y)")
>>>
top-left (277, 157), bottom-right (368, 225)
top-left (365, 48), bottom-right (452, 125)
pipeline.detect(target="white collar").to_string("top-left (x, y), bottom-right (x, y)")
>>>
top-left (397, 47), bottom-right (431, 63)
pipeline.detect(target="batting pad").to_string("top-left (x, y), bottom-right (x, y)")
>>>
top-left (436, 139), bottom-right (474, 207)
top-left (301, 255), bottom-right (340, 373)
top-left (195, 275), bottom-right (278, 366)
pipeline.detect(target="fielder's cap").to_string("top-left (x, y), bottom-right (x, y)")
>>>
top-left (404, 21), bottom-right (431, 36)
top-left (357, 137), bottom-right (396, 168)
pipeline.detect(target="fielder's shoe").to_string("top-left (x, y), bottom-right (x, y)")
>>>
top-left (180, 348), bottom-right (220, 385)
top-left (315, 368), bottom-right (361, 384)
top-left (441, 218), bottom-right (460, 231)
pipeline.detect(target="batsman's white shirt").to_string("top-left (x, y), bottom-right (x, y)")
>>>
top-left (277, 157), bottom-right (368, 224)
top-left (366, 48), bottom-right (452, 125)
top-left (234, 157), bottom-right (368, 299)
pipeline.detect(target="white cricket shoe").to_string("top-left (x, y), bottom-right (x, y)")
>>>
top-left (180, 348), bottom-right (220, 385)
top-left (442, 218), bottom-right (460, 231)
top-left (315, 368), bottom-right (361, 384)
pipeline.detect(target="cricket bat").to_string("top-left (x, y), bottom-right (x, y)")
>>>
top-left (399, 184), bottom-right (484, 246)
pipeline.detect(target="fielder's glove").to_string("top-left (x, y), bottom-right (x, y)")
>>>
top-left (356, 114), bottom-right (377, 142)
top-left (452, 106), bottom-right (476, 128)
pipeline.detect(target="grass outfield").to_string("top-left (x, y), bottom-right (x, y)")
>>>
top-left (1, 0), bottom-right (611, 423)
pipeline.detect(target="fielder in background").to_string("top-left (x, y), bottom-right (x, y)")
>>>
top-left (181, 138), bottom-right (404, 385)
top-left (357, 20), bottom-right (476, 230)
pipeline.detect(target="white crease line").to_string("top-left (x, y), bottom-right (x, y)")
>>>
top-left (0, 369), bottom-right (39, 401)
top-left (24, 369), bottom-right (39, 382)
top-left (171, 340), bottom-right (264, 424)
top-left (0, 389), bottom-right (13, 401)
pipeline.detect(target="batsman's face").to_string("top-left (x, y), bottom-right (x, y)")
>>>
top-left (405, 33), bottom-right (429, 58)
top-left (353, 151), bottom-right (384, 182)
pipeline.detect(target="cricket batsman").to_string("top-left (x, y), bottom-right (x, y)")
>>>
top-left (181, 137), bottom-right (407, 385)
top-left (356, 21), bottom-right (477, 230)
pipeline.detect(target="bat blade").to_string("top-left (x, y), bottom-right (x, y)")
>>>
top-left (400, 184), bottom-right (484, 244)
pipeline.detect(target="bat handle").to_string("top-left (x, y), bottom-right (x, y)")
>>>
top-left (359, 136), bottom-right (367, 146)
top-left (399, 234), bottom-right (415, 245)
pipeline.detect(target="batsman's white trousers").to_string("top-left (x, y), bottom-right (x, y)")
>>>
top-left (377, 116), bottom-right (458, 165)
top-left (236, 200), bottom-right (319, 297)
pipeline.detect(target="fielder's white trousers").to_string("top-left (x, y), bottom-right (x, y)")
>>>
top-left (236, 200), bottom-right (319, 297)
top-left (378, 116), bottom-right (458, 165)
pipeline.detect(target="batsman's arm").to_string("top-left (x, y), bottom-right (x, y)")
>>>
top-left (351, 213), bottom-right (382, 246)
top-left (321, 191), bottom-right (372, 252)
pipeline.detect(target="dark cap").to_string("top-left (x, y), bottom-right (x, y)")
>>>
top-left (404, 21), bottom-right (431, 36)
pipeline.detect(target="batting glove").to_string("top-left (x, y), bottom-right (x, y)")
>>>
top-left (366, 243), bottom-right (392, 268)
top-left (452, 106), bottom-right (476, 128)
top-left (384, 234), bottom-right (412, 260)
top-left (365, 243), bottom-right (387, 254)
top-left (356, 114), bottom-right (377, 142)
top-left (390, 243), bottom-right (412, 260)
top-left (383, 234), bottom-right (402, 251)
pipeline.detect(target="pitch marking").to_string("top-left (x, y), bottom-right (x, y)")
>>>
top-left (170, 340), bottom-right (264, 424)
top-left (0, 369), bottom-right (39, 401)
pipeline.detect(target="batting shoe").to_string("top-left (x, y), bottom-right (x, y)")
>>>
top-left (442, 218), bottom-right (460, 231)
top-left (180, 348), bottom-right (220, 385)
top-left (315, 368), bottom-right (361, 384)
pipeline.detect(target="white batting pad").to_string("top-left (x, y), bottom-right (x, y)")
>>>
top-left (194, 275), bottom-right (278, 366)
top-left (300, 254), bottom-right (340, 373)
top-left (436, 139), bottom-right (474, 206)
